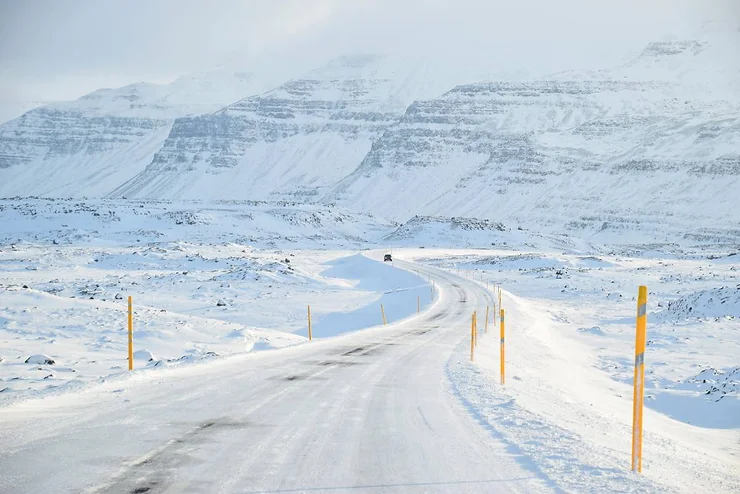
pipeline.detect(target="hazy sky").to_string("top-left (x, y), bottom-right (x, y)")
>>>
top-left (0, 0), bottom-right (737, 122)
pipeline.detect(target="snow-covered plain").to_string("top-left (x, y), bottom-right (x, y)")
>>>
top-left (416, 246), bottom-right (740, 431)
top-left (0, 199), bottom-right (738, 492)
top-left (0, 199), bottom-right (437, 402)
top-left (401, 247), bottom-right (739, 492)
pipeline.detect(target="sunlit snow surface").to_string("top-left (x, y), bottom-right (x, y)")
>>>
top-left (0, 198), bottom-right (737, 492)
top-left (0, 199), bottom-right (409, 401)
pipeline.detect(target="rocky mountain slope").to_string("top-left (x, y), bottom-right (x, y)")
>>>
top-left (109, 55), bottom-right (479, 200)
top-left (1, 28), bottom-right (738, 244)
top-left (0, 70), bottom-right (275, 198)
top-left (328, 32), bottom-right (740, 242)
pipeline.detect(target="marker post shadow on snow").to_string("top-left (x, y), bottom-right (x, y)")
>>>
top-left (307, 305), bottom-right (312, 341)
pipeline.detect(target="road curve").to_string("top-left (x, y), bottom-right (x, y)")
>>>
top-left (0, 260), bottom-right (551, 494)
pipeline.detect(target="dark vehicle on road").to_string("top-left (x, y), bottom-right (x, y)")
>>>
top-left (384, 253), bottom-right (392, 262)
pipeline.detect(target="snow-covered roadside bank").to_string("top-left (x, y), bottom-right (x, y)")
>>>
top-left (0, 201), bottom-right (436, 404)
top-left (447, 338), bottom-right (660, 493)
top-left (0, 248), bottom-right (433, 404)
top-left (447, 296), bottom-right (739, 493)
top-left (401, 247), bottom-right (740, 492)
top-left (296, 252), bottom-right (435, 338)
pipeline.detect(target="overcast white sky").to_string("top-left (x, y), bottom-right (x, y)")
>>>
top-left (0, 0), bottom-right (737, 123)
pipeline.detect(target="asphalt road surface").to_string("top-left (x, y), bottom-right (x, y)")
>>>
top-left (0, 261), bottom-right (550, 493)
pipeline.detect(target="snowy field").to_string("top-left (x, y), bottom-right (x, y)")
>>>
top-left (409, 247), bottom-right (740, 428)
top-left (0, 199), bottom-right (738, 492)
top-left (402, 247), bottom-right (739, 491)
top-left (0, 199), bottom-right (432, 402)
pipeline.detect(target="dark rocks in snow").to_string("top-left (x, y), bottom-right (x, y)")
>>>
top-left (658, 285), bottom-right (740, 321)
top-left (114, 293), bottom-right (123, 300)
top-left (687, 367), bottom-right (739, 402)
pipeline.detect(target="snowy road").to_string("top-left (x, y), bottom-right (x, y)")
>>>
top-left (0, 261), bottom-right (550, 494)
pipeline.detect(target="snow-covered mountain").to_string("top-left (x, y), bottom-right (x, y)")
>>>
top-left (109, 54), bottom-right (482, 200)
top-left (0, 69), bottom-right (277, 198)
top-left (329, 31), bottom-right (740, 242)
top-left (2, 28), bottom-right (739, 244)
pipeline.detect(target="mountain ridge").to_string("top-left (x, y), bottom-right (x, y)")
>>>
top-left (1, 29), bottom-right (738, 243)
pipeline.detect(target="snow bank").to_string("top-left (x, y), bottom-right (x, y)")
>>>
top-left (0, 199), bottom-right (396, 248)
top-left (133, 349), bottom-right (155, 363)
top-left (644, 366), bottom-right (740, 429)
top-left (25, 354), bottom-right (55, 365)
top-left (657, 285), bottom-right (740, 320)
top-left (383, 215), bottom-right (526, 249)
top-left (297, 254), bottom-right (431, 338)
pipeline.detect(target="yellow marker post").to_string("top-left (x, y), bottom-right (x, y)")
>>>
top-left (631, 286), bottom-right (648, 473)
top-left (470, 311), bottom-right (476, 361)
top-left (381, 304), bottom-right (387, 326)
top-left (500, 309), bottom-right (505, 385)
top-left (485, 305), bottom-right (489, 334)
top-left (307, 305), bottom-right (312, 341)
top-left (127, 296), bottom-right (134, 371)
